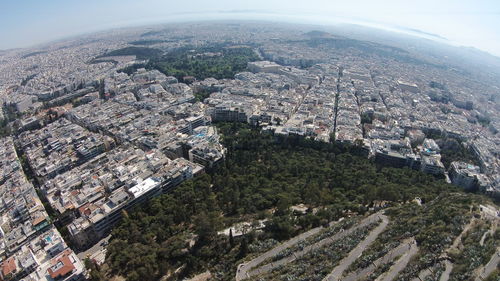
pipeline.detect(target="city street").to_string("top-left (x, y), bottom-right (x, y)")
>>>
top-left (77, 235), bottom-right (111, 265)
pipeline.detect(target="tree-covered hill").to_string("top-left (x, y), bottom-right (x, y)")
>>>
top-left (118, 44), bottom-right (259, 81)
top-left (91, 123), bottom-right (496, 281)
top-left (97, 46), bottom-right (163, 60)
top-left (149, 45), bottom-right (259, 81)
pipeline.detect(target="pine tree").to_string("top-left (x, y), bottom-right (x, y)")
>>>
top-left (238, 237), bottom-right (248, 258)
top-left (229, 228), bottom-right (235, 248)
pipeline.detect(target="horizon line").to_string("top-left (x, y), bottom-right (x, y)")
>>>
top-left (1, 11), bottom-right (499, 59)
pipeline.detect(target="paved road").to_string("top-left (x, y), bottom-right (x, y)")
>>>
top-left (376, 239), bottom-right (418, 281)
top-left (341, 238), bottom-right (416, 281)
top-left (322, 214), bottom-right (389, 281)
top-left (236, 212), bottom-right (383, 281)
top-left (77, 234), bottom-right (111, 263)
top-left (475, 247), bottom-right (500, 281)
top-left (439, 260), bottom-right (453, 281)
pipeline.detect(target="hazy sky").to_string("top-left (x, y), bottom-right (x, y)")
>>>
top-left (1, 0), bottom-right (499, 56)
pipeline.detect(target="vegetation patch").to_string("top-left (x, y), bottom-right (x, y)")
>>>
top-left (97, 46), bottom-right (163, 60)
top-left (129, 39), bottom-right (171, 46)
top-left (118, 44), bottom-right (259, 81)
top-left (250, 221), bottom-right (380, 281)
top-left (265, 217), bottom-right (360, 264)
top-left (348, 193), bottom-right (485, 280)
top-left (148, 44), bottom-right (259, 80)
top-left (436, 137), bottom-right (480, 169)
top-left (94, 124), bottom-right (490, 281)
top-left (448, 222), bottom-right (499, 281)
top-left (21, 51), bottom-right (47, 58)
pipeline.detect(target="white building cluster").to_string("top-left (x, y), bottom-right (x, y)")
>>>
top-left (0, 137), bottom-right (85, 280)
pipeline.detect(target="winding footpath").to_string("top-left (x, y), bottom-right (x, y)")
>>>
top-left (322, 214), bottom-right (389, 281)
top-left (341, 238), bottom-right (417, 281)
top-left (375, 240), bottom-right (419, 281)
top-left (438, 218), bottom-right (476, 281)
top-left (235, 219), bottom-right (340, 281)
top-left (475, 247), bottom-right (500, 281)
top-left (235, 212), bottom-right (384, 281)
top-left (479, 229), bottom-right (493, 247)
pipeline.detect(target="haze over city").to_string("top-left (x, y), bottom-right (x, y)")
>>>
top-left (1, 0), bottom-right (500, 56)
top-left (0, 1), bottom-right (499, 281)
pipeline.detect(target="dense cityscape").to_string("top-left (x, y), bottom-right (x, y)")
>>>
top-left (0, 22), bottom-right (499, 281)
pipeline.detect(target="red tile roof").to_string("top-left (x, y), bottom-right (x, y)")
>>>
top-left (47, 250), bottom-right (75, 279)
top-left (1, 257), bottom-right (17, 277)
top-left (32, 215), bottom-right (47, 226)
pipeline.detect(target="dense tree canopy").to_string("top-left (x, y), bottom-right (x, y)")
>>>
top-left (117, 44), bottom-right (259, 81)
top-left (101, 123), bottom-right (471, 280)
top-left (149, 45), bottom-right (259, 81)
